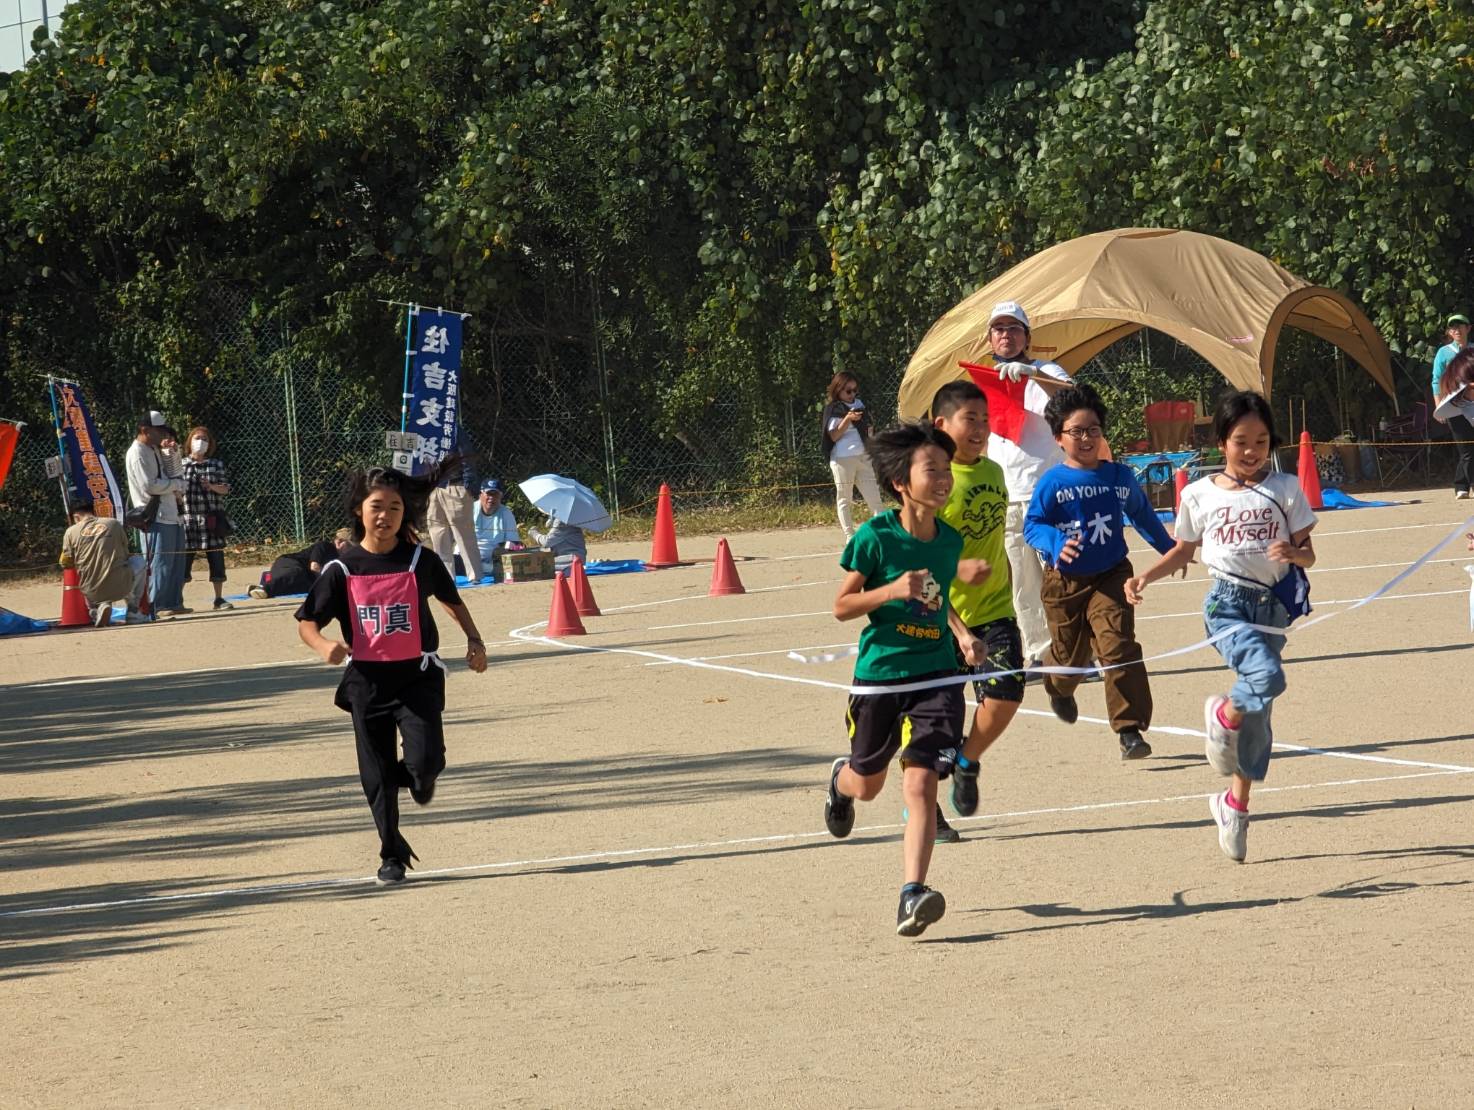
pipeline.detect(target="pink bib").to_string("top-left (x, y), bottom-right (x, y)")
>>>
top-left (326, 547), bottom-right (425, 664)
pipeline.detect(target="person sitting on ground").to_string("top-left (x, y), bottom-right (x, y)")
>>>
top-left (473, 478), bottom-right (521, 578)
top-left (60, 499), bottom-right (149, 626)
top-left (248, 529), bottom-right (352, 599)
top-left (529, 512), bottom-right (587, 570)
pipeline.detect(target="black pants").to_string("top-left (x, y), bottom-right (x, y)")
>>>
top-left (264, 556), bottom-right (315, 596)
top-left (1449, 414), bottom-right (1474, 494)
top-left (185, 549), bottom-right (226, 584)
top-left (348, 684), bottom-right (447, 863)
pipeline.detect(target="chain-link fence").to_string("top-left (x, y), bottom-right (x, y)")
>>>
top-left (0, 297), bottom-right (1451, 574)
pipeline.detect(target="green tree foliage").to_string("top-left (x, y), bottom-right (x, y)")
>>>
top-left (2, 0), bottom-right (1468, 457)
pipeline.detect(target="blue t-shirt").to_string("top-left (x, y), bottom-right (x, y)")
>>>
top-left (1432, 341), bottom-right (1463, 397)
top-left (1023, 460), bottom-right (1175, 576)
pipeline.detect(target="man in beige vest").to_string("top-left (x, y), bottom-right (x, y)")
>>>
top-left (60, 500), bottom-right (148, 626)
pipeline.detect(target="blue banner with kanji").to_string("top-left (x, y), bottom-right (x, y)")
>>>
top-left (51, 380), bottom-right (124, 518)
top-left (406, 309), bottom-right (463, 475)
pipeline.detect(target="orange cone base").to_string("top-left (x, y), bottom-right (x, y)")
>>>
top-left (545, 571), bottom-right (587, 636)
top-left (59, 567), bottom-right (91, 628)
top-left (568, 557), bottom-right (602, 617)
top-left (709, 538), bottom-right (746, 596)
top-left (1173, 467), bottom-right (1190, 511)
top-left (647, 482), bottom-right (681, 567)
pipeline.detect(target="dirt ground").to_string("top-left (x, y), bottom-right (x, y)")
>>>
top-left (6, 493), bottom-right (1474, 1108)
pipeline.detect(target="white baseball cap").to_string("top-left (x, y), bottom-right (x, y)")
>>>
top-left (988, 301), bottom-right (1030, 330)
top-left (142, 409), bottom-right (167, 427)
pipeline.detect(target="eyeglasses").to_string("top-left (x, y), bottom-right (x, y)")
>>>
top-left (1061, 425), bottom-right (1105, 441)
top-left (989, 323), bottom-right (1025, 335)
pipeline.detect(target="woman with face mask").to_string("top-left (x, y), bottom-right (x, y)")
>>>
top-left (182, 424), bottom-right (234, 610)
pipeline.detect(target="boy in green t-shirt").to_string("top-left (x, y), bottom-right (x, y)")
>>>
top-left (931, 381), bottom-right (1024, 819)
top-left (823, 422), bottom-right (991, 938)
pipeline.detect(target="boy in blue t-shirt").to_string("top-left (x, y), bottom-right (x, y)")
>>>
top-left (822, 422), bottom-right (991, 938)
top-left (1023, 384), bottom-right (1175, 760)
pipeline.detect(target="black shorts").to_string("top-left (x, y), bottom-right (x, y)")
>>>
top-left (953, 616), bottom-right (1025, 704)
top-left (845, 670), bottom-right (964, 778)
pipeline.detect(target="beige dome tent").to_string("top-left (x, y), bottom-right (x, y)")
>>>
top-left (897, 227), bottom-right (1394, 420)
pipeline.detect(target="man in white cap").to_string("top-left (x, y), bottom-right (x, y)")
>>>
top-left (124, 409), bottom-right (190, 615)
top-left (985, 301), bottom-right (1073, 673)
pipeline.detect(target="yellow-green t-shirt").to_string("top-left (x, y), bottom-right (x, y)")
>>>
top-left (937, 456), bottom-right (1014, 627)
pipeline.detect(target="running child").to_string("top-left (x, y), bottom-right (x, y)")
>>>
top-left (296, 460), bottom-right (489, 884)
top-left (822, 422), bottom-right (991, 937)
top-left (1126, 391), bottom-right (1317, 862)
top-left (1023, 384), bottom-right (1175, 759)
top-left (931, 380), bottom-right (1023, 821)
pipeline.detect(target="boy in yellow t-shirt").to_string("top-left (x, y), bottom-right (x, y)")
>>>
top-left (932, 381), bottom-right (1024, 820)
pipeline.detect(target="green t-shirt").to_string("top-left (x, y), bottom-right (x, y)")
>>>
top-left (840, 509), bottom-right (963, 681)
top-left (937, 455), bottom-right (1014, 627)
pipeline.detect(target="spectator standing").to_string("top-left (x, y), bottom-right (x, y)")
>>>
top-left (1431, 313), bottom-right (1470, 399)
top-left (1434, 348), bottom-right (1474, 500)
top-left (124, 410), bottom-right (189, 615)
top-left (982, 301), bottom-right (1074, 674)
top-left (426, 455), bottom-right (483, 582)
top-left (182, 424), bottom-right (234, 610)
top-left (821, 372), bottom-right (884, 539)
top-left (60, 500), bottom-right (149, 626)
top-left (473, 478), bottom-right (521, 577)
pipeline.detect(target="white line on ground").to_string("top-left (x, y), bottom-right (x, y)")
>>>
top-left (6, 764), bottom-right (1469, 922)
top-left (646, 610), bottom-right (833, 631)
top-left (643, 641), bottom-right (859, 666)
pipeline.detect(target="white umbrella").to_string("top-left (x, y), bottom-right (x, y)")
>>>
top-left (518, 473), bottom-right (613, 532)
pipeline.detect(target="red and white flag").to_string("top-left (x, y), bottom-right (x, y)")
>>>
top-left (958, 361), bottom-right (1029, 444)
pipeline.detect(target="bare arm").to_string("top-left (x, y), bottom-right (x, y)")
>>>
top-left (1268, 526), bottom-right (1316, 569)
top-left (298, 618), bottom-right (348, 665)
top-left (834, 568), bottom-right (920, 621)
top-left (1125, 539), bottom-right (1200, 605)
top-left (438, 599), bottom-right (487, 673)
top-left (828, 411), bottom-right (860, 443)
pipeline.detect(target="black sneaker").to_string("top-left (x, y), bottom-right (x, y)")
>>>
top-left (1119, 729), bottom-right (1152, 760)
top-left (410, 779), bottom-right (436, 806)
top-left (934, 804), bottom-right (961, 844)
top-left (951, 760), bottom-right (980, 817)
top-left (896, 886), bottom-right (946, 937)
top-left (213, 598), bottom-right (234, 611)
top-left (824, 757), bottom-right (855, 838)
top-left (1082, 666), bottom-right (1104, 684)
top-left (376, 858), bottom-right (407, 885)
top-left (1022, 658), bottom-right (1045, 685)
top-left (1049, 694), bottom-right (1079, 724)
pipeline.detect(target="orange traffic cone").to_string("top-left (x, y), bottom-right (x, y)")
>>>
top-left (567, 556), bottom-right (601, 617)
top-left (545, 571), bottom-right (586, 636)
top-left (1174, 467), bottom-right (1190, 511)
top-left (1296, 430), bottom-right (1324, 510)
top-left (647, 483), bottom-right (680, 568)
top-left (709, 538), bottom-right (746, 596)
top-left (59, 566), bottom-right (91, 627)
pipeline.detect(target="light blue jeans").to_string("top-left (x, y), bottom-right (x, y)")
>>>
top-left (1204, 579), bottom-right (1289, 781)
top-left (141, 522), bottom-right (186, 610)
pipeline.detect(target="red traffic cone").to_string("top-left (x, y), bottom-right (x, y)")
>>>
top-left (545, 571), bottom-right (586, 636)
top-left (59, 566), bottom-right (91, 627)
top-left (709, 538), bottom-right (746, 596)
top-left (1174, 467), bottom-right (1190, 511)
top-left (1296, 429), bottom-right (1324, 510)
top-left (647, 483), bottom-right (680, 568)
top-left (568, 556), bottom-right (601, 617)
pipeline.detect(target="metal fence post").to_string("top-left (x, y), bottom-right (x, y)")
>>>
top-left (591, 280), bottom-right (620, 518)
top-left (282, 354), bottom-right (306, 543)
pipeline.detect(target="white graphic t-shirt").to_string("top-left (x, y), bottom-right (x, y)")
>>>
top-left (1174, 472), bottom-right (1317, 587)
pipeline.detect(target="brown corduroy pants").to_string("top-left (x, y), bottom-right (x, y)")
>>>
top-left (1040, 559), bottom-right (1152, 733)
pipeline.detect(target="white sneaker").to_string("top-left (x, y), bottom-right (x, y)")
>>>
top-left (247, 585), bottom-right (269, 600)
top-left (92, 605), bottom-right (111, 628)
top-left (1203, 695), bottom-right (1239, 775)
top-left (1209, 790), bottom-right (1248, 862)
top-left (1457, 490), bottom-right (1470, 500)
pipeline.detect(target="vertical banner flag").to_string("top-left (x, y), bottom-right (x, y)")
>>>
top-left (50, 381), bottom-right (124, 518)
top-left (0, 420), bottom-right (19, 492)
top-left (406, 309), bottom-right (464, 475)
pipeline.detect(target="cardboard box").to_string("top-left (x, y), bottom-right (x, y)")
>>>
top-left (499, 548), bottom-right (555, 583)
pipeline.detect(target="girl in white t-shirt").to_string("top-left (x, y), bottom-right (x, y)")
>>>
top-left (1125, 392), bottom-right (1317, 863)
top-left (821, 371), bottom-right (884, 538)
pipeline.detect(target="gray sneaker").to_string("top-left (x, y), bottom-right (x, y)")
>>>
top-left (1203, 695), bottom-right (1239, 776)
top-left (1208, 790), bottom-right (1248, 862)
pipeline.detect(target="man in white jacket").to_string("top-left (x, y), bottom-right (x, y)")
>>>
top-left (124, 409), bottom-right (189, 614)
top-left (984, 301), bottom-right (1073, 672)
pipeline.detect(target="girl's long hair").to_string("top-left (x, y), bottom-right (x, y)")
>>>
top-left (826, 371), bottom-right (858, 403)
top-left (1439, 348), bottom-right (1474, 401)
top-left (345, 454), bottom-right (463, 543)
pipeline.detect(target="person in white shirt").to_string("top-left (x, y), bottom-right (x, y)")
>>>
top-left (473, 478), bottom-right (521, 578)
top-left (1433, 346), bottom-right (1474, 500)
top-left (820, 372), bottom-right (884, 539)
top-left (984, 300), bottom-right (1074, 671)
top-left (123, 409), bottom-right (189, 614)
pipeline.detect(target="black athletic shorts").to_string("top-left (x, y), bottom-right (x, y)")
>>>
top-left (953, 616), bottom-right (1025, 705)
top-left (845, 670), bottom-right (964, 778)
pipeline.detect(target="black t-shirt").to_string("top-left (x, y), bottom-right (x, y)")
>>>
top-left (281, 538), bottom-right (338, 572)
top-left (294, 540), bottom-right (462, 710)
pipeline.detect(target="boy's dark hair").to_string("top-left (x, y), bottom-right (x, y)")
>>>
top-left (345, 453), bottom-right (464, 542)
top-left (1213, 390), bottom-right (1281, 449)
top-left (68, 498), bottom-right (95, 517)
top-left (1043, 383), bottom-right (1108, 437)
top-left (930, 380), bottom-right (987, 421)
top-left (867, 422), bottom-right (956, 501)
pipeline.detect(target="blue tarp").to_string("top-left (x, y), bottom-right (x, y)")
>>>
top-left (0, 608), bottom-right (50, 636)
top-left (1321, 487), bottom-right (1399, 510)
